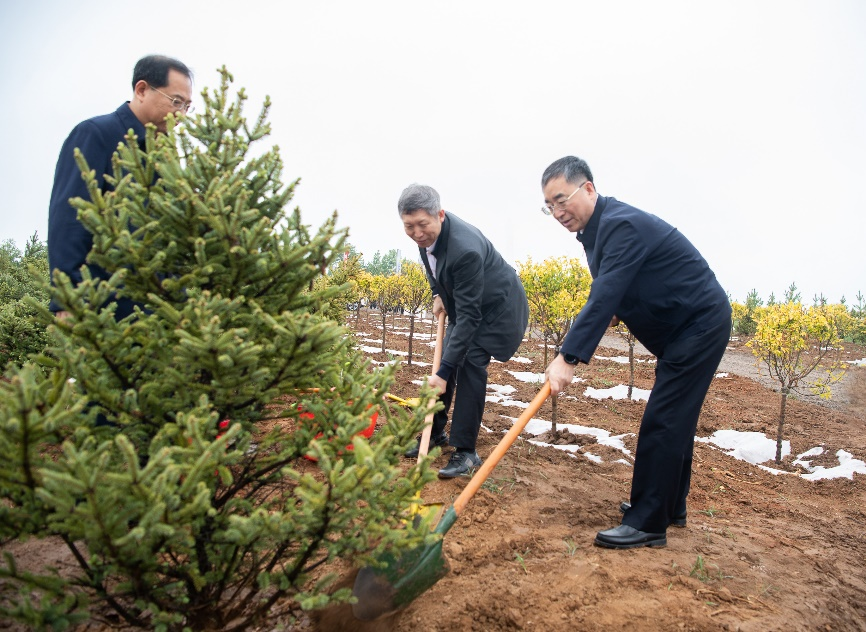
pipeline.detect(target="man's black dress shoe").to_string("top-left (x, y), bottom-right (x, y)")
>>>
top-left (438, 449), bottom-right (481, 478)
top-left (620, 501), bottom-right (687, 528)
top-left (404, 432), bottom-right (449, 458)
top-left (594, 524), bottom-right (667, 549)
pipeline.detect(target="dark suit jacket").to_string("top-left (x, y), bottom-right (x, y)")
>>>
top-left (47, 102), bottom-right (145, 318)
top-left (420, 213), bottom-right (528, 378)
top-left (560, 195), bottom-right (730, 362)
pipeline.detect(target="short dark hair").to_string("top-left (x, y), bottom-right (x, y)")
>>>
top-left (541, 156), bottom-right (594, 188)
top-left (132, 55), bottom-right (193, 90)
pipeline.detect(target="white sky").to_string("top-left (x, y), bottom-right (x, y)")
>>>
top-left (2, 0), bottom-right (864, 304)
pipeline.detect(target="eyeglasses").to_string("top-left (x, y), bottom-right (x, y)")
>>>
top-left (150, 85), bottom-right (194, 113)
top-left (541, 181), bottom-right (586, 215)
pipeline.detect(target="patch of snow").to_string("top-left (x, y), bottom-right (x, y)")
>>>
top-left (359, 345), bottom-right (408, 356)
top-left (507, 371), bottom-right (546, 384)
top-left (696, 429), bottom-right (790, 465)
top-left (584, 384), bottom-right (651, 402)
top-left (526, 440), bottom-right (579, 454)
top-left (793, 446), bottom-right (824, 463)
top-left (502, 414), bottom-right (634, 462)
top-left (485, 395), bottom-right (531, 409)
top-left (799, 449), bottom-right (866, 480)
top-left (486, 383), bottom-right (530, 408)
top-left (594, 355), bottom-right (653, 364)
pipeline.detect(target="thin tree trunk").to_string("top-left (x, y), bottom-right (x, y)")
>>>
top-left (380, 311), bottom-right (387, 354)
top-left (551, 395), bottom-right (558, 434)
top-left (408, 314), bottom-right (415, 365)
top-left (775, 388), bottom-right (788, 464)
top-left (627, 339), bottom-right (635, 399)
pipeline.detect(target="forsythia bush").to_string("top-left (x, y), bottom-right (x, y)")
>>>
top-left (748, 302), bottom-right (847, 463)
top-left (518, 256), bottom-right (591, 366)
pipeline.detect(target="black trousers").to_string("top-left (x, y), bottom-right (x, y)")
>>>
top-left (621, 314), bottom-right (732, 533)
top-left (429, 343), bottom-right (491, 452)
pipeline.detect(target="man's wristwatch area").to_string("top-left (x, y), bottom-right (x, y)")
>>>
top-left (560, 352), bottom-right (580, 365)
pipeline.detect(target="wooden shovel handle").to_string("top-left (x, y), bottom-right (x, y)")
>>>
top-left (431, 312), bottom-right (445, 372)
top-left (452, 382), bottom-right (551, 516)
top-left (417, 312), bottom-right (446, 461)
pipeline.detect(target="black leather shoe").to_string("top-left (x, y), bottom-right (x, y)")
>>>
top-left (437, 450), bottom-right (481, 478)
top-left (620, 501), bottom-right (687, 528)
top-left (594, 524), bottom-right (667, 549)
top-left (404, 432), bottom-right (449, 458)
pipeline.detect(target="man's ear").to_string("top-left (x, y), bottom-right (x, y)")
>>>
top-left (133, 79), bottom-right (149, 102)
top-left (438, 209), bottom-right (446, 222)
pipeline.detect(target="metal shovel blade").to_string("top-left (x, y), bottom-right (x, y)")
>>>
top-left (352, 507), bottom-right (457, 621)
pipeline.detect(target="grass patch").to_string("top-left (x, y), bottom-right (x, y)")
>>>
top-left (689, 555), bottom-right (732, 583)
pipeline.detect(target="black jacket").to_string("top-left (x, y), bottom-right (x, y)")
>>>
top-left (421, 213), bottom-right (529, 379)
top-left (561, 195), bottom-right (730, 362)
top-left (47, 103), bottom-right (145, 318)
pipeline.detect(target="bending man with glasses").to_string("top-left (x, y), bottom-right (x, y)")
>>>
top-left (48, 54), bottom-right (193, 321)
top-left (399, 184), bottom-right (529, 478)
top-left (541, 156), bottom-right (731, 549)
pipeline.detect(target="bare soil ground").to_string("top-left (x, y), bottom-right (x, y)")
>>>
top-left (333, 312), bottom-right (866, 632)
top-left (5, 311), bottom-right (865, 631)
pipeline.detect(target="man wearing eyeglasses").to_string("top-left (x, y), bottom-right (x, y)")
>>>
top-left (47, 54), bottom-right (193, 321)
top-left (399, 184), bottom-right (529, 478)
top-left (541, 156), bottom-right (731, 550)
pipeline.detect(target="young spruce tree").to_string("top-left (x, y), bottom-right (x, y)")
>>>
top-left (0, 68), bottom-right (436, 631)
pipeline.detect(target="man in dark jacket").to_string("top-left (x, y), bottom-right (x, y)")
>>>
top-left (48, 54), bottom-right (193, 320)
top-left (399, 183), bottom-right (529, 478)
top-left (541, 156), bottom-right (731, 549)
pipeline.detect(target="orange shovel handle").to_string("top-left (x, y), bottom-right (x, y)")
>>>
top-left (453, 382), bottom-right (551, 516)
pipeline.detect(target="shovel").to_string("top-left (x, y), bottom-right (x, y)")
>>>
top-left (403, 312), bottom-right (447, 523)
top-left (385, 393), bottom-right (420, 408)
top-left (416, 312), bottom-right (446, 459)
top-left (352, 381), bottom-right (552, 621)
